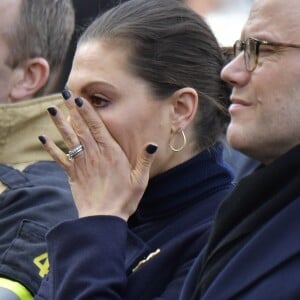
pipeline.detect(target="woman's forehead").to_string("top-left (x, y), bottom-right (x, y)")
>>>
top-left (74, 40), bottom-right (128, 70)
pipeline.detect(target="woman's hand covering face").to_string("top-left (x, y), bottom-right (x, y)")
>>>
top-left (39, 92), bottom-right (157, 221)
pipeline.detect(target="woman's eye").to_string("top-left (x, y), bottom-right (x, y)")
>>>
top-left (89, 95), bottom-right (110, 108)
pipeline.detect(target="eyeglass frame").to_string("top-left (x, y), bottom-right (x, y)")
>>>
top-left (233, 37), bottom-right (300, 72)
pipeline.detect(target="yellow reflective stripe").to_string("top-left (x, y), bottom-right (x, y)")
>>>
top-left (0, 278), bottom-right (32, 300)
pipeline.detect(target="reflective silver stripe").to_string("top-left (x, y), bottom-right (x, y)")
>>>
top-left (0, 278), bottom-right (33, 300)
top-left (0, 287), bottom-right (21, 300)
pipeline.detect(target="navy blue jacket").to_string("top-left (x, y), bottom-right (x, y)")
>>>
top-left (182, 145), bottom-right (300, 299)
top-left (0, 162), bottom-right (77, 294)
top-left (36, 145), bottom-right (233, 299)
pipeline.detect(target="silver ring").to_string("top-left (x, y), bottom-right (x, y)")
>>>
top-left (67, 144), bottom-right (84, 160)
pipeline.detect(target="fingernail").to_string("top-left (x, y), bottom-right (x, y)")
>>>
top-left (146, 144), bottom-right (158, 154)
top-left (75, 97), bottom-right (83, 107)
top-left (47, 107), bottom-right (57, 116)
top-left (62, 88), bottom-right (71, 100)
top-left (38, 136), bottom-right (47, 144)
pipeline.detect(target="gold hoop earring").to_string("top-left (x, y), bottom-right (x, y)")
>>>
top-left (169, 129), bottom-right (187, 152)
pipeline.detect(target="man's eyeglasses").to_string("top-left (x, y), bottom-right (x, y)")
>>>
top-left (233, 37), bottom-right (300, 72)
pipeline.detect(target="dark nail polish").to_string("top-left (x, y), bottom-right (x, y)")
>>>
top-left (146, 144), bottom-right (158, 154)
top-left (62, 88), bottom-right (71, 100)
top-left (47, 107), bottom-right (57, 116)
top-left (75, 97), bottom-right (83, 107)
top-left (38, 136), bottom-right (47, 144)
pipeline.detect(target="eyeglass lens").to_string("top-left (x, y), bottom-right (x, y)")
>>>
top-left (245, 38), bottom-right (257, 71)
top-left (234, 39), bottom-right (257, 71)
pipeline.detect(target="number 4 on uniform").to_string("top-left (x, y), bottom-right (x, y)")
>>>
top-left (33, 253), bottom-right (49, 278)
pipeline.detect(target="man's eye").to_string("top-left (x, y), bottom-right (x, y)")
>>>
top-left (89, 95), bottom-right (110, 108)
top-left (259, 46), bottom-right (276, 56)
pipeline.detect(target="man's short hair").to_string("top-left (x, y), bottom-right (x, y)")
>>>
top-left (6, 0), bottom-right (75, 93)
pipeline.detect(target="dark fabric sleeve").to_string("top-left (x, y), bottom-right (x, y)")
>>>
top-left (37, 216), bottom-right (128, 300)
top-left (0, 162), bottom-right (77, 294)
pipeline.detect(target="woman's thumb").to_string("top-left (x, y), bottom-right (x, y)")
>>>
top-left (132, 143), bottom-right (158, 186)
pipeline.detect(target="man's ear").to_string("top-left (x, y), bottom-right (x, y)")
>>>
top-left (9, 57), bottom-right (50, 102)
top-left (170, 87), bottom-right (198, 131)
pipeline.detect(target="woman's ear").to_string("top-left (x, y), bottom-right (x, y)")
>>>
top-left (9, 57), bottom-right (50, 102)
top-left (170, 87), bottom-right (198, 131)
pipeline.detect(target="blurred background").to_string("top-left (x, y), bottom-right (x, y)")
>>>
top-left (186, 0), bottom-right (253, 46)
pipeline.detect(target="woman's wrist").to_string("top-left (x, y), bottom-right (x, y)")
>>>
top-left (78, 208), bottom-right (130, 221)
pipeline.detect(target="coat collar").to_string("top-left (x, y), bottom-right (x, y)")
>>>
top-left (129, 143), bottom-right (233, 222)
top-left (199, 145), bottom-right (300, 299)
top-left (205, 145), bottom-right (300, 262)
top-left (0, 94), bottom-right (68, 165)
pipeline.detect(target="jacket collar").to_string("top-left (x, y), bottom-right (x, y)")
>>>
top-left (205, 144), bottom-right (300, 261)
top-left (129, 143), bottom-right (233, 222)
top-left (199, 145), bottom-right (300, 299)
top-left (0, 94), bottom-right (67, 165)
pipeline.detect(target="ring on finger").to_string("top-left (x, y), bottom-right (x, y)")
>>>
top-left (67, 144), bottom-right (84, 160)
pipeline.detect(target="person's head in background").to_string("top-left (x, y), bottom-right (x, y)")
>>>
top-left (221, 0), bottom-right (300, 164)
top-left (184, 0), bottom-right (221, 15)
top-left (67, 0), bottom-right (230, 178)
top-left (0, 0), bottom-right (74, 104)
